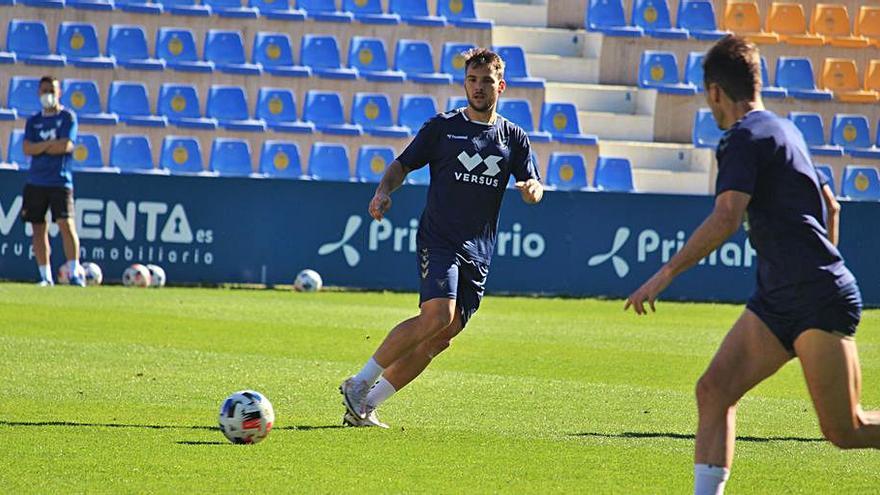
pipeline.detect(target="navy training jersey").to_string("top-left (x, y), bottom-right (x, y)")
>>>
top-left (396, 108), bottom-right (540, 263)
top-left (24, 108), bottom-right (78, 188)
top-left (715, 110), bottom-right (855, 309)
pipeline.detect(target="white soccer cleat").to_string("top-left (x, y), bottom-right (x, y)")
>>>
top-left (339, 377), bottom-right (371, 419)
top-left (343, 408), bottom-right (389, 429)
top-left (37, 280), bottom-right (54, 287)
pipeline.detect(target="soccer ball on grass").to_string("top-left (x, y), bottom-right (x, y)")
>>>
top-left (218, 390), bottom-right (275, 444)
top-left (294, 269), bottom-right (323, 292)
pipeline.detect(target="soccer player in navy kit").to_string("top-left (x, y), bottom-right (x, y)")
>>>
top-left (625, 36), bottom-right (878, 494)
top-left (21, 76), bottom-right (85, 287)
top-left (340, 48), bottom-right (543, 427)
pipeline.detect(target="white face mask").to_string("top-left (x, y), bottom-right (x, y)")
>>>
top-left (40, 93), bottom-right (57, 110)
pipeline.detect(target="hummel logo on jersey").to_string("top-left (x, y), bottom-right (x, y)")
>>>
top-left (447, 134), bottom-right (468, 140)
top-left (455, 152), bottom-right (502, 188)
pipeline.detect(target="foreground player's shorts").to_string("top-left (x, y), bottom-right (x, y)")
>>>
top-left (417, 246), bottom-right (489, 328)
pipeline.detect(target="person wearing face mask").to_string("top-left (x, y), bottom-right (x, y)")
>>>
top-left (21, 75), bottom-right (84, 287)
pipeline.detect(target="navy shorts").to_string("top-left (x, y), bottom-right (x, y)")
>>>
top-left (747, 282), bottom-right (862, 352)
top-left (418, 247), bottom-right (489, 328)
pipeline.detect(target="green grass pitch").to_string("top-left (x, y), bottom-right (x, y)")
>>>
top-left (1, 283), bottom-right (878, 493)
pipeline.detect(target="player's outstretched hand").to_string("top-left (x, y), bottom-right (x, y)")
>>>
top-left (369, 192), bottom-right (392, 221)
top-left (624, 269), bottom-right (673, 315)
top-left (515, 179), bottom-right (542, 204)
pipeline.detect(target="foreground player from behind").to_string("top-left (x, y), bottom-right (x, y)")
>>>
top-left (340, 48), bottom-right (543, 428)
top-left (625, 36), bottom-right (878, 494)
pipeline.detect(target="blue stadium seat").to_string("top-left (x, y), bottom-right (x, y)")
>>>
top-left (446, 96), bottom-right (468, 111)
top-left (0, 86), bottom-right (15, 119)
top-left (260, 140), bottom-right (303, 178)
top-left (398, 94), bottom-right (437, 134)
top-left (347, 37), bottom-right (404, 83)
top-left (692, 108), bottom-right (723, 148)
top-left (394, 40), bottom-right (452, 85)
top-left (632, 0), bottom-right (688, 39)
top-left (356, 145), bottom-right (395, 182)
top-left (207, 85), bottom-right (265, 132)
top-left (158, 83), bottom-right (217, 129)
top-left (298, 0), bottom-right (353, 22)
top-left (253, 32), bottom-right (310, 78)
top-left (308, 142), bottom-right (351, 181)
top-left (204, 0), bottom-right (258, 17)
top-left (210, 138), bottom-right (253, 177)
top-left (256, 87), bottom-right (314, 133)
top-left (205, 30), bottom-right (261, 75)
top-left (301, 34), bottom-right (357, 80)
top-left (19, 0), bottom-right (64, 8)
top-left (60, 79), bottom-right (118, 125)
top-left (841, 165), bottom-right (880, 200)
top-left (775, 57), bottom-right (833, 100)
top-left (676, 0), bottom-right (727, 40)
top-left (441, 42), bottom-right (476, 83)
top-left (352, 93), bottom-right (408, 138)
top-left (8, 130), bottom-right (29, 169)
top-left (492, 46), bottom-right (545, 88)
top-left (437, 0), bottom-right (493, 29)
top-left (638, 51), bottom-right (697, 94)
top-left (406, 164), bottom-right (430, 185)
top-left (814, 164), bottom-right (835, 194)
top-left (594, 156), bottom-right (635, 192)
top-left (830, 114), bottom-right (876, 155)
top-left (497, 99), bottom-right (551, 142)
top-left (8, 76), bottom-right (41, 116)
top-left (586, 0), bottom-right (643, 37)
top-left (546, 152), bottom-right (588, 191)
top-left (68, 0), bottom-right (114, 11)
top-left (161, 136), bottom-right (204, 174)
top-left (760, 56), bottom-right (786, 99)
top-left (343, 0), bottom-right (400, 24)
top-left (157, 28), bottom-right (213, 73)
top-left (249, 0), bottom-right (306, 20)
top-left (0, 42), bottom-right (13, 65)
top-left (788, 112), bottom-right (843, 156)
top-left (70, 134), bottom-right (106, 171)
top-left (110, 135), bottom-right (156, 173)
top-left (684, 51), bottom-right (704, 92)
top-left (109, 81), bottom-right (167, 127)
top-left (303, 90), bottom-right (361, 135)
top-left (107, 25), bottom-right (164, 71)
top-left (540, 102), bottom-right (599, 145)
top-left (389, 0), bottom-right (446, 26)
top-left (159, 0), bottom-right (211, 16)
top-left (7, 20), bottom-right (65, 66)
top-left (115, 0), bottom-right (163, 15)
top-left (57, 23), bottom-right (115, 69)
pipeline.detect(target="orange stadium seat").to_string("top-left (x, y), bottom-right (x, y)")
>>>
top-left (723, 1), bottom-right (779, 44)
top-left (855, 6), bottom-right (880, 47)
top-left (811, 4), bottom-right (870, 48)
top-left (765, 3), bottom-right (823, 45)
top-left (821, 58), bottom-right (879, 103)
top-left (864, 60), bottom-right (880, 92)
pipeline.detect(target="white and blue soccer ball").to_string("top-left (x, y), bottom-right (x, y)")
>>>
top-left (82, 262), bottom-right (103, 286)
top-left (146, 264), bottom-right (166, 288)
top-left (122, 264), bottom-right (151, 288)
top-left (294, 269), bottom-right (323, 292)
top-left (218, 390), bottom-right (275, 445)
top-left (57, 263), bottom-right (86, 285)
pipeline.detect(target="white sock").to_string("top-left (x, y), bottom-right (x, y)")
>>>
top-left (68, 259), bottom-right (81, 274)
top-left (353, 357), bottom-right (384, 386)
top-left (366, 377), bottom-right (397, 409)
top-left (39, 264), bottom-right (53, 283)
top-left (694, 464), bottom-right (730, 495)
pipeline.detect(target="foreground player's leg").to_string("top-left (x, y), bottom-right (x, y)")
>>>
top-left (694, 309), bottom-right (792, 494)
top-left (58, 218), bottom-right (84, 286)
top-left (32, 222), bottom-right (53, 286)
top-left (795, 330), bottom-right (880, 449)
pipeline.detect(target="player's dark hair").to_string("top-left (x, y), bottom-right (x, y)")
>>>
top-left (463, 48), bottom-right (505, 78)
top-left (39, 75), bottom-right (59, 87)
top-left (702, 35), bottom-right (761, 102)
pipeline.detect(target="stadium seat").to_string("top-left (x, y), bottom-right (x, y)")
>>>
top-left (204, 0), bottom-right (258, 17)
top-left (110, 135), bottom-right (156, 173)
top-left (249, 0), bottom-right (306, 20)
top-left (788, 112), bottom-right (844, 156)
top-left (303, 90), bottom-right (362, 135)
top-left (210, 138), bottom-right (253, 177)
top-left (812, 4), bottom-right (870, 48)
top-left (157, 28), bottom-right (214, 73)
top-left (347, 37), bottom-right (404, 83)
top-left (865, 60), bottom-right (880, 92)
top-left (60, 79), bottom-right (118, 125)
top-left (205, 30), bottom-right (261, 75)
top-left (447, 96), bottom-right (468, 111)
top-left (638, 51), bottom-right (698, 94)
top-left (540, 103), bottom-right (599, 146)
top-left (760, 56), bottom-right (787, 98)
top-left (115, 0), bottom-right (163, 15)
top-left (253, 32), bottom-right (310, 78)
top-left (70, 134), bottom-right (105, 171)
top-left (0, 90), bottom-right (15, 120)
top-left (352, 93), bottom-right (409, 138)
top-left (775, 57), bottom-right (832, 100)
top-left (398, 94), bottom-right (438, 134)
top-left (497, 99), bottom-right (551, 142)
top-left (343, 0), bottom-right (400, 24)
top-left (260, 140), bottom-right (303, 178)
top-left (57, 23), bottom-right (115, 69)
top-left (841, 165), bottom-right (880, 200)
top-left (594, 156), bottom-right (635, 192)
top-left (394, 40), bottom-right (452, 85)
top-left (19, 0), bottom-right (64, 8)
top-left (7, 130), bottom-right (28, 169)
top-left (692, 108), bottom-right (723, 148)
top-left (158, 0), bottom-right (211, 16)
top-left (492, 46), bottom-right (545, 88)
top-left (298, 0), bottom-right (354, 22)
top-left (7, 20), bottom-right (65, 66)
top-left (632, 0), bottom-right (688, 39)
top-left (301, 34), bottom-right (357, 80)
top-left (815, 164), bottom-right (836, 194)
top-left (821, 58), bottom-right (879, 103)
top-left (109, 81), bottom-right (167, 127)
top-left (308, 142), bottom-right (351, 181)
top-left (677, 0), bottom-right (728, 40)
top-left (406, 164), bottom-right (430, 185)
top-left (0, 41), bottom-right (13, 65)
top-left (256, 87), bottom-right (314, 133)
top-left (207, 85), bottom-right (265, 132)
top-left (389, 0), bottom-right (446, 27)
top-left (161, 136), bottom-right (204, 174)
top-left (67, 0), bottom-right (114, 11)
top-left (107, 25), bottom-right (165, 71)
top-left (158, 83), bottom-right (217, 129)
top-left (684, 51), bottom-right (704, 92)
top-left (766, 2), bottom-right (823, 45)
top-left (830, 114), bottom-right (878, 157)
top-left (723, 1), bottom-right (779, 44)
top-left (437, 0), bottom-right (493, 29)
top-left (8, 76), bottom-right (41, 116)
top-left (586, 0), bottom-right (644, 37)
top-left (356, 145), bottom-right (395, 182)
top-left (441, 42), bottom-right (476, 83)
top-left (856, 6), bottom-right (880, 47)
top-left (546, 152), bottom-right (588, 191)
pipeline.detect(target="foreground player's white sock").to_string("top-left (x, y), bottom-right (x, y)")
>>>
top-left (353, 357), bottom-right (384, 385)
top-left (694, 464), bottom-right (729, 495)
top-left (39, 264), bottom-right (53, 283)
top-left (366, 377), bottom-right (397, 409)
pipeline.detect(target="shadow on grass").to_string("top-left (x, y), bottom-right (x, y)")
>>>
top-left (0, 420), bottom-right (345, 432)
top-left (571, 431), bottom-right (824, 443)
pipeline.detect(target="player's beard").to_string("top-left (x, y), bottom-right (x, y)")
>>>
top-left (467, 94), bottom-right (493, 113)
